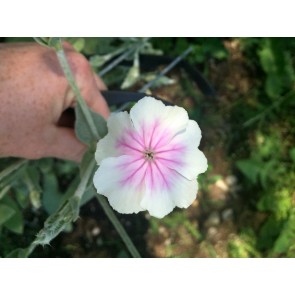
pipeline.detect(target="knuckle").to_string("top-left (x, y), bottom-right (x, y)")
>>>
top-left (62, 41), bottom-right (75, 50)
top-left (67, 51), bottom-right (92, 78)
top-left (67, 51), bottom-right (95, 103)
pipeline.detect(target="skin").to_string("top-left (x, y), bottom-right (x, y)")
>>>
top-left (0, 42), bottom-right (109, 162)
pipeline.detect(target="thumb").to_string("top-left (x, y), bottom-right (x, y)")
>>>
top-left (45, 127), bottom-right (86, 162)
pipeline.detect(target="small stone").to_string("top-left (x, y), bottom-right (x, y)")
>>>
top-left (164, 238), bottom-right (172, 246)
top-left (222, 208), bottom-right (234, 221)
top-left (205, 212), bottom-right (220, 227)
top-left (96, 237), bottom-right (103, 246)
top-left (159, 226), bottom-right (169, 238)
top-left (215, 179), bottom-right (229, 192)
top-left (207, 227), bottom-right (218, 240)
top-left (225, 175), bottom-right (237, 186)
top-left (91, 226), bottom-right (101, 236)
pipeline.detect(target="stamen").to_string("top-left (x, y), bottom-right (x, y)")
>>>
top-left (144, 150), bottom-right (154, 160)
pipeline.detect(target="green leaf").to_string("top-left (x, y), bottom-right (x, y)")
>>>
top-left (33, 204), bottom-right (73, 246)
top-left (24, 166), bottom-right (42, 209)
top-left (37, 158), bottom-right (54, 174)
top-left (33, 37), bottom-right (50, 47)
top-left (81, 185), bottom-right (96, 206)
top-left (0, 186), bottom-right (10, 201)
top-left (90, 54), bottom-right (113, 68)
top-left (0, 204), bottom-right (15, 225)
top-left (6, 248), bottom-right (30, 258)
top-left (79, 150), bottom-right (96, 193)
top-left (265, 74), bottom-right (282, 99)
top-left (71, 38), bottom-right (85, 52)
top-left (273, 209), bottom-right (295, 255)
top-left (48, 37), bottom-right (62, 50)
top-left (0, 159), bottom-right (27, 185)
top-left (121, 52), bottom-right (140, 89)
top-left (80, 146), bottom-right (95, 177)
top-left (42, 174), bottom-right (62, 215)
top-left (90, 48), bottom-right (124, 68)
top-left (142, 73), bottom-right (175, 88)
top-left (259, 44), bottom-right (276, 73)
top-left (236, 159), bottom-right (260, 184)
top-left (1, 197), bottom-right (24, 234)
top-left (257, 216), bottom-right (283, 250)
top-left (14, 187), bottom-right (30, 209)
top-left (290, 148), bottom-right (295, 163)
top-left (74, 105), bottom-right (107, 145)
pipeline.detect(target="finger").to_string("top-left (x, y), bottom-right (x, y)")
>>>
top-left (63, 51), bottom-right (110, 119)
top-left (94, 73), bottom-right (107, 90)
top-left (62, 41), bottom-right (76, 51)
top-left (45, 127), bottom-right (86, 162)
top-left (88, 88), bottom-right (110, 119)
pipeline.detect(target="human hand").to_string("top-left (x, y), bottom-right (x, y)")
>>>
top-left (0, 42), bottom-right (109, 162)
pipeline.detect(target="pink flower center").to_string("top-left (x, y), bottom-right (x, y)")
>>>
top-left (115, 122), bottom-right (187, 192)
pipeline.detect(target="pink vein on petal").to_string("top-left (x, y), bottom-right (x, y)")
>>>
top-left (126, 130), bottom-right (145, 149)
top-left (120, 158), bottom-right (147, 186)
top-left (116, 140), bottom-right (143, 154)
top-left (116, 155), bottom-right (143, 168)
top-left (156, 156), bottom-right (183, 165)
top-left (152, 129), bottom-right (173, 150)
top-left (153, 160), bottom-right (171, 190)
top-left (155, 144), bottom-right (185, 155)
top-left (148, 121), bottom-right (158, 149)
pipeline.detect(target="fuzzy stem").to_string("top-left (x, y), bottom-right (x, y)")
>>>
top-left (96, 195), bottom-right (141, 258)
top-left (55, 40), bottom-right (100, 141)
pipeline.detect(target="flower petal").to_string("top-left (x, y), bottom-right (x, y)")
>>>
top-left (168, 119), bottom-right (202, 149)
top-left (129, 96), bottom-right (189, 148)
top-left (95, 111), bottom-right (144, 164)
top-left (140, 159), bottom-right (199, 218)
top-left (155, 120), bottom-right (207, 180)
top-left (93, 155), bottom-right (146, 214)
top-left (170, 175), bottom-right (198, 209)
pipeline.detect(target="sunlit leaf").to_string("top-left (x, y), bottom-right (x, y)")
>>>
top-left (121, 52), bottom-right (140, 89)
top-left (24, 166), bottom-right (42, 209)
top-left (290, 148), bottom-right (295, 163)
top-left (273, 209), bottom-right (295, 255)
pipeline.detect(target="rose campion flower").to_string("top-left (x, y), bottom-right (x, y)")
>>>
top-left (93, 96), bottom-right (207, 218)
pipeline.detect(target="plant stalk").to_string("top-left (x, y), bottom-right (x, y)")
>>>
top-left (96, 195), bottom-right (141, 258)
top-left (55, 40), bottom-right (100, 141)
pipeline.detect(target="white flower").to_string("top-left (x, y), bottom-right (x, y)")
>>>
top-left (93, 96), bottom-right (208, 218)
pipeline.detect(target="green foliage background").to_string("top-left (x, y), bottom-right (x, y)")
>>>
top-left (0, 37), bottom-right (294, 257)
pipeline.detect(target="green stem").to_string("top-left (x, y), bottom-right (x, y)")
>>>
top-left (96, 194), bottom-right (141, 258)
top-left (0, 159), bottom-right (28, 182)
top-left (70, 160), bottom-right (95, 220)
top-left (27, 161), bottom-right (95, 257)
top-left (55, 40), bottom-right (100, 141)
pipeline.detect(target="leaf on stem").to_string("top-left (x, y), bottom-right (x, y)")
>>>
top-left (121, 52), bottom-right (140, 89)
top-left (74, 104), bottom-right (107, 145)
